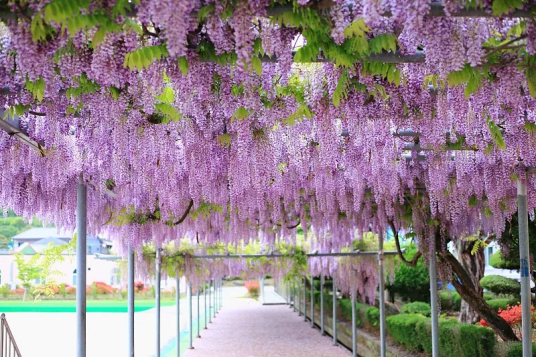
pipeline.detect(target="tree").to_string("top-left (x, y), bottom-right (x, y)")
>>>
top-left (14, 253), bottom-right (41, 301)
top-left (386, 244), bottom-right (430, 303)
top-left (455, 238), bottom-right (485, 324)
top-left (0, 234), bottom-right (9, 250)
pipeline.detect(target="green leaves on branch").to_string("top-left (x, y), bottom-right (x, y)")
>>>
top-left (333, 68), bottom-right (350, 107)
top-left (486, 116), bottom-right (506, 151)
top-left (65, 73), bottom-right (99, 100)
top-left (283, 103), bottom-right (313, 125)
top-left (491, 0), bottom-right (524, 16)
top-left (3, 104), bottom-right (31, 119)
top-left (197, 4), bottom-right (215, 24)
top-left (25, 76), bottom-right (46, 102)
top-left (217, 133), bottom-right (232, 148)
top-left (447, 65), bottom-right (483, 99)
top-left (124, 45), bottom-right (169, 71)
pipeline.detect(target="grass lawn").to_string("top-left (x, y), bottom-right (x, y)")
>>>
top-left (0, 299), bottom-right (176, 313)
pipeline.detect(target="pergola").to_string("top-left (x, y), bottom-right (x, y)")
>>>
top-left (1, 1), bottom-right (536, 356)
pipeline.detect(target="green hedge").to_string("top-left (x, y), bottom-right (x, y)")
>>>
top-left (401, 301), bottom-right (431, 316)
top-left (386, 314), bottom-right (496, 357)
top-left (495, 342), bottom-right (536, 357)
top-left (439, 291), bottom-right (462, 311)
top-left (480, 275), bottom-right (521, 295)
top-left (338, 297), bottom-right (379, 329)
top-left (487, 298), bottom-right (511, 312)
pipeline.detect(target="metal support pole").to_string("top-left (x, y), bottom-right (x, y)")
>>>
top-left (176, 274), bottom-right (180, 357)
top-left (352, 293), bottom-right (357, 357)
top-left (293, 282), bottom-right (296, 312)
top-left (379, 234), bottom-right (386, 357)
top-left (220, 278), bottom-right (223, 308)
top-left (213, 279), bottom-right (216, 318)
top-left (518, 179), bottom-right (533, 357)
top-left (298, 280), bottom-right (301, 316)
top-left (430, 250), bottom-right (439, 357)
top-left (127, 242), bottom-right (135, 357)
top-left (204, 282), bottom-right (207, 329)
top-left (304, 277), bottom-right (307, 322)
top-left (188, 283), bottom-right (193, 349)
top-left (320, 275), bottom-right (325, 335)
top-left (208, 280), bottom-right (212, 324)
top-left (332, 277), bottom-right (337, 346)
top-left (156, 248), bottom-right (161, 357)
top-left (310, 275), bottom-right (315, 328)
top-left (260, 276), bottom-right (265, 303)
top-left (196, 288), bottom-right (200, 338)
top-left (76, 174), bottom-right (87, 357)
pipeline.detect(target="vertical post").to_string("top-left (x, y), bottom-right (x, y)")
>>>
top-left (260, 276), bottom-right (265, 304)
top-left (127, 242), bottom-right (135, 357)
top-left (352, 293), bottom-right (357, 357)
top-left (213, 279), bottom-right (216, 318)
top-left (310, 275), bottom-right (314, 328)
top-left (303, 277), bottom-right (307, 322)
top-left (297, 280), bottom-right (301, 316)
top-left (155, 248), bottom-right (161, 357)
top-left (220, 278), bottom-right (223, 309)
top-left (196, 288), bottom-right (200, 338)
top-left (76, 174), bottom-right (87, 357)
top-left (332, 276), bottom-right (337, 346)
top-left (292, 281), bottom-right (296, 312)
top-left (204, 281), bottom-right (207, 329)
top-left (188, 283), bottom-right (193, 349)
top-left (378, 234), bottom-right (386, 357)
top-left (429, 250), bottom-right (439, 357)
top-left (208, 280), bottom-right (212, 324)
top-left (176, 274), bottom-right (180, 357)
top-left (518, 178), bottom-right (533, 357)
top-left (320, 275), bottom-right (325, 335)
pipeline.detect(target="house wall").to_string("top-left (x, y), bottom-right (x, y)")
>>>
top-left (0, 254), bottom-right (119, 287)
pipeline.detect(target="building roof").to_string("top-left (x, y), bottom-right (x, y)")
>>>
top-left (12, 227), bottom-right (72, 240)
top-left (32, 237), bottom-right (70, 252)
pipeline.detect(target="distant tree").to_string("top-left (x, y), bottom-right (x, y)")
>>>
top-left (14, 253), bottom-right (41, 301)
top-left (0, 225), bottom-right (18, 239)
top-left (0, 234), bottom-right (9, 249)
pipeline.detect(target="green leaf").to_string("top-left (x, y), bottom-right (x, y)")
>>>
top-left (197, 4), bottom-right (215, 23)
top-left (251, 56), bottom-right (262, 76)
top-left (492, 0), bottom-right (523, 16)
top-left (343, 18), bottom-right (370, 38)
top-left (156, 87), bottom-right (175, 104)
top-left (486, 117), bottom-right (505, 151)
top-left (217, 133), bottom-right (231, 148)
top-left (25, 76), bottom-right (46, 102)
top-left (231, 107), bottom-right (249, 122)
top-left (178, 56), bottom-right (189, 76)
top-left (154, 103), bottom-right (181, 122)
top-left (333, 69), bottom-right (350, 107)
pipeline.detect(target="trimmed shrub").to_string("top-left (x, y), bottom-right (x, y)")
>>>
top-left (480, 275), bottom-right (520, 295)
top-left (483, 293), bottom-right (493, 301)
top-left (386, 314), bottom-right (496, 357)
top-left (91, 282), bottom-right (113, 294)
top-left (401, 301), bottom-right (431, 316)
top-left (494, 342), bottom-right (536, 357)
top-left (338, 298), bottom-right (380, 330)
top-left (0, 283), bottom-right (11, 298)
top-left (386, 244), bottom-right (430, 302)
top-left (439, 290), bottom-right (461, 311)
top-left (487, 298), bottom-right (511, 312)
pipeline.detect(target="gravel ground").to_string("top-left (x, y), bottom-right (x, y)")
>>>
top-left (183, 286), bottom-right (351, 357)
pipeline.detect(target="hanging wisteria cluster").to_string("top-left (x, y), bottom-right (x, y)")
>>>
top-left (1, 0), bottom-right (536, 299)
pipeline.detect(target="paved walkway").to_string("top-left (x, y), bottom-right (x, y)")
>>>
top-left (183, 286), bottom-right (350, 357)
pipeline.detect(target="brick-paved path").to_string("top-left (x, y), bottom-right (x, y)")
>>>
top-left (183, 287), bottom-right (350, 357)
